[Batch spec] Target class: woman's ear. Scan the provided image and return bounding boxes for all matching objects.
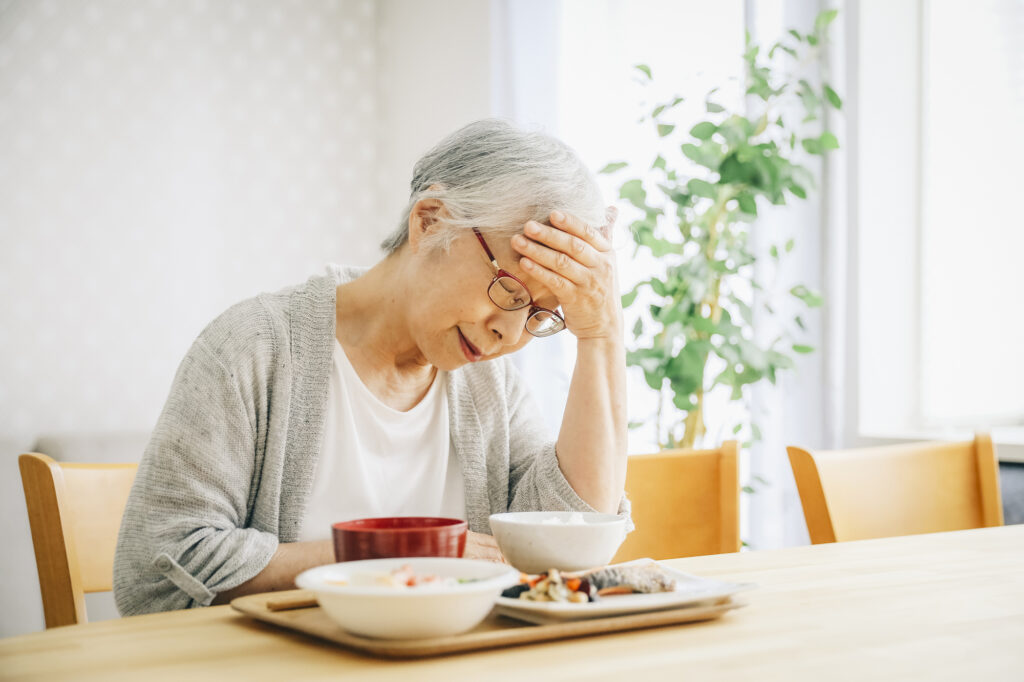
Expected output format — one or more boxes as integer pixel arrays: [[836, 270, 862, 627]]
[[407, 198, 447, 252]]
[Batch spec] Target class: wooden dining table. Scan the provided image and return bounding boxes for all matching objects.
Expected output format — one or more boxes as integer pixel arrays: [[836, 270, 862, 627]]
[[2, 525, 1022, 681]]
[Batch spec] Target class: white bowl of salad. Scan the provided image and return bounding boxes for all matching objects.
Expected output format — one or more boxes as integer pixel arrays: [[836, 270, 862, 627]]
[[295, 557, 519, 640]]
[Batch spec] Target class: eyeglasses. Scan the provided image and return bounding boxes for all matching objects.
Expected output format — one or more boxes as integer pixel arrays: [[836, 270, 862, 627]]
[[472, 228, 566, 337]]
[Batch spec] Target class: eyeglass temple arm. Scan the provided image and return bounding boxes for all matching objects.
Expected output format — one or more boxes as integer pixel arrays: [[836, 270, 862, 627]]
[[472, 228, 501, 273]]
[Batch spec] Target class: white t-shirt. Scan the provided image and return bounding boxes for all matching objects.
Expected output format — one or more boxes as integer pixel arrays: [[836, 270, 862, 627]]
[[297, 340, 466, 542]]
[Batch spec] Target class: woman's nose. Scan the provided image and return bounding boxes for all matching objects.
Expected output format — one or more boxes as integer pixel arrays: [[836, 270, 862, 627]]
[[488, 308, 529, 349]]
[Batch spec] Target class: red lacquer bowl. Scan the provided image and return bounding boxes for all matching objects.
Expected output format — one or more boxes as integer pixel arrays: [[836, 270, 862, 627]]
[[331, 517, 468, 563]]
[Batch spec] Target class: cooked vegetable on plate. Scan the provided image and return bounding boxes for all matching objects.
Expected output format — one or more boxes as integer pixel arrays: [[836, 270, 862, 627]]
[[502, 561, 677, 602]]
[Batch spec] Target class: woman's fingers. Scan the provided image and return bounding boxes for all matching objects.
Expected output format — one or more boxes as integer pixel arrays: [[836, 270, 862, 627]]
[[516, 219, 602, 268], [602, 206, 619, 240], [513, 232, 591, 286], [519, 253, 577, 297], [550, 210, 613, 252]]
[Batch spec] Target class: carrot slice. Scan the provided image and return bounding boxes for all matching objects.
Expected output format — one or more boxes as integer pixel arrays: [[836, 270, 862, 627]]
[[566, 578, 581, 592]]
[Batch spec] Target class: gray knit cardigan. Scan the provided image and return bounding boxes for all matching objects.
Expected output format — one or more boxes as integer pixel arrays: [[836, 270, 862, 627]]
[[113, 266, 630, 616]]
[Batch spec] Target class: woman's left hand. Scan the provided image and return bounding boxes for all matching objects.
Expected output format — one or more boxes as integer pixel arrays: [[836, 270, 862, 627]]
[[463, 531, 508, 563], [511, 207, 622, 340]]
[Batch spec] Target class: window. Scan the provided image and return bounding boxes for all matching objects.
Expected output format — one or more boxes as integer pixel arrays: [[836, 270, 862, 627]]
[[858, 0, 1024, 438], [919, 0, 1024, 426]]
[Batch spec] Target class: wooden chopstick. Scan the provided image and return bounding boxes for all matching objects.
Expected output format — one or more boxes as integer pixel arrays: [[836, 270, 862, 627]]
[[265, 593, 319, 612]]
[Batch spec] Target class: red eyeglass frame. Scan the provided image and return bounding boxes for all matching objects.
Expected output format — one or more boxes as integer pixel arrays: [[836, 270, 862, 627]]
[[471, 228, 565, 336]]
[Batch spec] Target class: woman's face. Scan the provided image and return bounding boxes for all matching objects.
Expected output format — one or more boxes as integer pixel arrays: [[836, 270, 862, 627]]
[[404, 227, 560, 371]]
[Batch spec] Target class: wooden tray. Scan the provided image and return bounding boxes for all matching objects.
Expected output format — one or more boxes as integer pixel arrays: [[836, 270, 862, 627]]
[[231, 589, 745, 659]]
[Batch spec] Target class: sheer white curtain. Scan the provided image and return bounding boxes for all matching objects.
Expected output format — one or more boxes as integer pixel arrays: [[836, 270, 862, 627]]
[[491, 0, 574, 435], [496, 0, 849, 549], [745, 0, 838, 550]]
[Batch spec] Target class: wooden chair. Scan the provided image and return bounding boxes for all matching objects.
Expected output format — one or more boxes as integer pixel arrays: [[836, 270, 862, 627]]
[[787, 434, 1004, 544], [613, 441, 740, 562], [18, 453, 138, 628]]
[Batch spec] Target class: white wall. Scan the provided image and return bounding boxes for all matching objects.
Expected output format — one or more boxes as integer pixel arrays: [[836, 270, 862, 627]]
[[0, 0, 382, 448], [0, 0, 386, 638], [374, 0, 495, 239]]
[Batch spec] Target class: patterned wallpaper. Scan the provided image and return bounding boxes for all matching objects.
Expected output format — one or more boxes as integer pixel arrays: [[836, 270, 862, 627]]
[[0, 0, 383, 445]]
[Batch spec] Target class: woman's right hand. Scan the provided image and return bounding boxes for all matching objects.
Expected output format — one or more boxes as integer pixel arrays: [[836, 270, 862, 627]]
[[463, 530, 507, 563]]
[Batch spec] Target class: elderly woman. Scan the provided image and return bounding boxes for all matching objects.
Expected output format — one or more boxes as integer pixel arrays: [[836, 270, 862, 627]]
[[113, 119, 630, 615]]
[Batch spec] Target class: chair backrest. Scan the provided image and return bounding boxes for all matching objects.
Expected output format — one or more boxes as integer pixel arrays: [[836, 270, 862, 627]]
[[787, 434, 1004, 544], [18, 453, 138, 628], [613, 441, 740, 562]]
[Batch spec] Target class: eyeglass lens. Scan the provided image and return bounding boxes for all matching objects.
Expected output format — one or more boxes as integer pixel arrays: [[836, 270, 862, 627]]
[[526, 311, 564, 336], [488, 276, 530, 311]]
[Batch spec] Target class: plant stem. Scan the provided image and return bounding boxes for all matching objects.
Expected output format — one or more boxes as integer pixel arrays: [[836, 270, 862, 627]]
[[679, 188, 734, 449]]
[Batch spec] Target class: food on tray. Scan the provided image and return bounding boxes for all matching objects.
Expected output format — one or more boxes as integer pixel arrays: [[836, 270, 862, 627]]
[[502, 568, 596, 603], [501, 561, 677, 602], [585, 562, 677, 595], [326, 563, 479, 589]]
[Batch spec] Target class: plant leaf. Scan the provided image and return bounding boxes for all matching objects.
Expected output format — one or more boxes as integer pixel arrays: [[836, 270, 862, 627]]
[[737, 193, 758, 216], [793, 344, 815, 354], [619, 178, 647, 209], [824, 84, 843, 109], [598, 161, 628, 174], [801, 137, 823, 155], [687, 178, 717, 199], [690, 121, 718, 140], [657, 123, 676, 137], [815, 9, 839, 35], [635, 63, 653, 80], [790, 284, 824, 307]]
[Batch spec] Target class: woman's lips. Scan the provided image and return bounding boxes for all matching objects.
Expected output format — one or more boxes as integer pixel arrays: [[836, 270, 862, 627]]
[[458, 329, 482, 362]]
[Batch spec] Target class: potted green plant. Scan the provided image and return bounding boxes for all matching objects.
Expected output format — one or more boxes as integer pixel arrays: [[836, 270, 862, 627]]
[[603, 10, 842, 450]]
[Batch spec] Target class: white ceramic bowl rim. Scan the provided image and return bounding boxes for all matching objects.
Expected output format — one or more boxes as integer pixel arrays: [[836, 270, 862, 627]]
[[489, 511, 626, 525], [295, 557, 519, 597]]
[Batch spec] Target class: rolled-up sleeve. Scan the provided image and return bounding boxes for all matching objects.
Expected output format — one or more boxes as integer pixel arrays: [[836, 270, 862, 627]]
[[113, 337, 278, 615]]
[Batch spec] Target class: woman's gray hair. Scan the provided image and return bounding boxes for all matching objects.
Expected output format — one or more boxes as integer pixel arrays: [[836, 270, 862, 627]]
[[380, 119, 606, 255]]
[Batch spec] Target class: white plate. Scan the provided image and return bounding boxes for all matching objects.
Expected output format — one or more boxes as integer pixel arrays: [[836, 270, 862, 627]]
[[494, 560, 754, 624]]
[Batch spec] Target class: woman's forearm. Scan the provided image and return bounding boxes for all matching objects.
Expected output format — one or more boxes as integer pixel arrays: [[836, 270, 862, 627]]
[[211, 539, 334, 604], [555, 334, 628, 513]]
